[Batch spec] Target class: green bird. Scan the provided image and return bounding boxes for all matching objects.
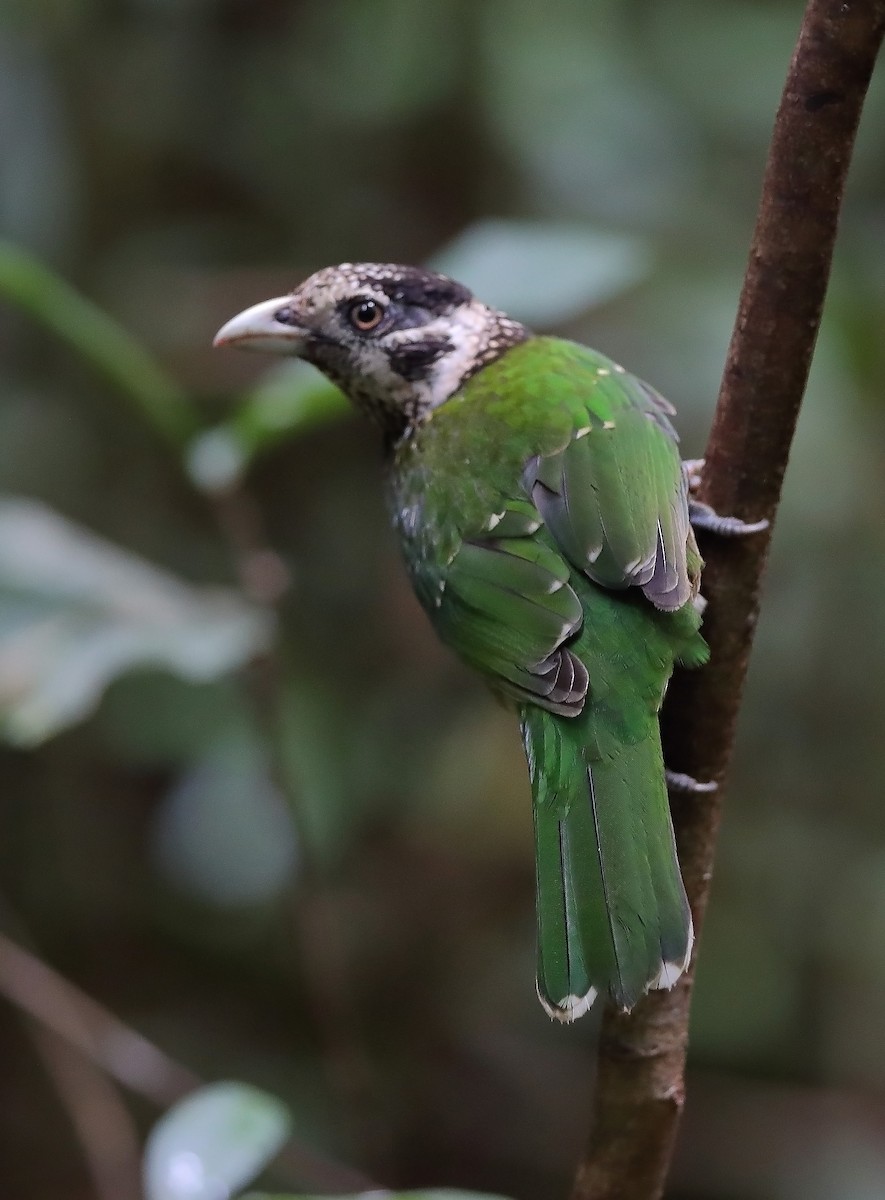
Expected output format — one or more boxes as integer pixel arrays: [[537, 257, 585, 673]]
[[215, 263, 724, 1021]]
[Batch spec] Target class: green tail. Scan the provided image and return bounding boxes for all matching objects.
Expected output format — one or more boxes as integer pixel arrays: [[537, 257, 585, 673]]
[[520, 704, 692, 1019]]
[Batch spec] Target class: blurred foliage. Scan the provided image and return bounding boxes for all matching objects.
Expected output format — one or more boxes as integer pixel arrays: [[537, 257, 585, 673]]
[[245, 1195, 512, 1200], [0, 497, 272, 744], [1, 2, 885, 1199], [0, 240, 195, 445], [245, 1195, 511, 1200], [144, 1082, 291, 1200]]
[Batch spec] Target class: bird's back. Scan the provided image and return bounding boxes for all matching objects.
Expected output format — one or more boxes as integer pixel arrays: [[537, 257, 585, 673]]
[[388, 336, 705, 680]]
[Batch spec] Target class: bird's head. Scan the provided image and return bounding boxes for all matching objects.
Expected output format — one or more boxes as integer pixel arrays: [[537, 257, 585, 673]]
[[214, 263, 529, 442]]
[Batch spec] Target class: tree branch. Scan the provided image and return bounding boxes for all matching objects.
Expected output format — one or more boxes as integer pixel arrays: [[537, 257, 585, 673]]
[[570, 3, 885, 1198]]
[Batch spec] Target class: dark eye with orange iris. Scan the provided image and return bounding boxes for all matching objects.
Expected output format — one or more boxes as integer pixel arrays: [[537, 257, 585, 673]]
[[349, 298, 385, 332]]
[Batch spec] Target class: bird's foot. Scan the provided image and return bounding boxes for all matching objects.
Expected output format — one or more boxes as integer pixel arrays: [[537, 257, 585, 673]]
[[683, 459, 769, 536], [683, 458, 705, 494], [666, 769, 717, 795], [689, 499, 769, 537]]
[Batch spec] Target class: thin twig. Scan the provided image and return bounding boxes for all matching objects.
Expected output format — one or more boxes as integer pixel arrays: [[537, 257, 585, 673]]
[[571, 3, 885, 1198], [208, 483, 394, 1176], [0, 930, 199, 1105], [28, 1027, 143, 1200], [0, 930, 373, 1194]]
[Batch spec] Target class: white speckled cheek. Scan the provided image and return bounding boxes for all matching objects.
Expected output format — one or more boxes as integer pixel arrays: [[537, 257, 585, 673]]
[[427, 302, 503, 408]]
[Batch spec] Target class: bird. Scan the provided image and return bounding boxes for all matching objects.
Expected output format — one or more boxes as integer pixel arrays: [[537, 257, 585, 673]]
[[214, 262, 715, 1021]]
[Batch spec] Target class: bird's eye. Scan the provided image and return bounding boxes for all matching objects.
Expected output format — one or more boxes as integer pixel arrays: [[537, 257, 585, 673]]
[[348, 298, 385, 332]]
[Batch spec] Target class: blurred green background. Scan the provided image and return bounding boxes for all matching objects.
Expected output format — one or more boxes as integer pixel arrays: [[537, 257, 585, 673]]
[[2, 2, 885, 1198]]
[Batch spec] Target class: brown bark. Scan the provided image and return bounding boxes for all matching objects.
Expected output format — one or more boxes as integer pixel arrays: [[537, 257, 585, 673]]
[[570, 3, 885, 1198]]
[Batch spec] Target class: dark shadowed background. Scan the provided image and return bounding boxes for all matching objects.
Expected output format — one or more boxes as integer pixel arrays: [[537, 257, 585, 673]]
[[2, 2, 885, 1198]]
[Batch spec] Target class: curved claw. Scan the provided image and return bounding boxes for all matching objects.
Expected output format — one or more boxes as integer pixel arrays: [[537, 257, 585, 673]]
[[666, 769, 718, 795], [688, 499, 769, 538]]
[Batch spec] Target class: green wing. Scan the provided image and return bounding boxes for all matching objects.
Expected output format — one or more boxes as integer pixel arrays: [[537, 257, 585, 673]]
[[414, 343, 701, 711], [424, 348, 700, 706], [433, 498, 589, 716], [524, 361, 699, 611]]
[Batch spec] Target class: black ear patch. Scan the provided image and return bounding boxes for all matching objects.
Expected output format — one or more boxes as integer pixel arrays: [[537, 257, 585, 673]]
[[375, 268, 472, 312], [388, 337, 454, 382]]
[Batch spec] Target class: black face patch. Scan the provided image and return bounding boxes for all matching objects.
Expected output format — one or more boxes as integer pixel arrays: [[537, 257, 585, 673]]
[[387, 337, 454, 382], [372, 268, 472, 313]]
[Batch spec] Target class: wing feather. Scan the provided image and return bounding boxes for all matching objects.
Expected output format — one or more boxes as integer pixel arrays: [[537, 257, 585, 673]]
[[435, 503, 589, 716], [525, 368, 698, 611]]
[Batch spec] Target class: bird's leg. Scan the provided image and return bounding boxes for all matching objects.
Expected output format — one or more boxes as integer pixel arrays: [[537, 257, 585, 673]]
[[683, 458, 769, 536], [669, 461, 743, 795], [682, 458, 705, 493], [671, 459, 750, 796], [666, 769, 717, 795]]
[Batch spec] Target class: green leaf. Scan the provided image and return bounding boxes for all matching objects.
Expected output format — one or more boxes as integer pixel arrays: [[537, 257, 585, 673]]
[[0, 497, 273, 745], [0, 239, 196, 446], [144, 1082, 292, 1200], [430, 220, 651, 327], [188, 361, 349, 491]]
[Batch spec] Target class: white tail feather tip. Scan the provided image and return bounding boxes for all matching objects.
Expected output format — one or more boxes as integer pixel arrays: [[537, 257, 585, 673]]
[[650, 919, 695, 991], [537, 983, 598, 1023], [650, 959, 685, 990]]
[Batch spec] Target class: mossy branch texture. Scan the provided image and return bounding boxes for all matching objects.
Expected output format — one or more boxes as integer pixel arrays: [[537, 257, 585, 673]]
[[571, 3, 885, 1198]]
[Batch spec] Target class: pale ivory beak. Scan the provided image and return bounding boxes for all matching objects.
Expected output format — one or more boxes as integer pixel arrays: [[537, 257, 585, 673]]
[[213, 296, 306, 353]]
